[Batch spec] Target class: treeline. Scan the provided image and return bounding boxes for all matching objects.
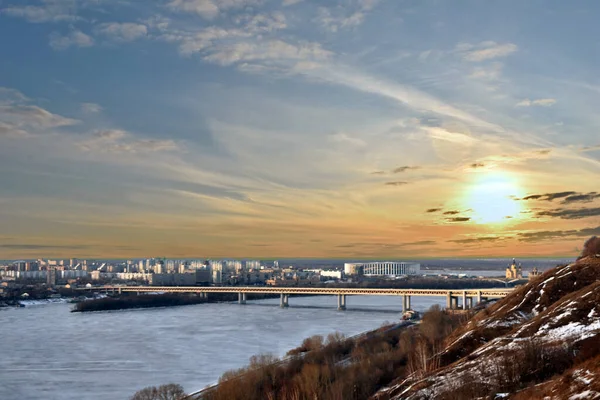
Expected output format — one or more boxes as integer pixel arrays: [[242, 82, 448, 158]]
[[193, 305, 469, 400], [72, 292, 282, 312]]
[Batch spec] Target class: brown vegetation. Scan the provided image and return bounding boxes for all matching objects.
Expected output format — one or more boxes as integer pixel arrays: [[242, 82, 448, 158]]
[[131, 384, 185, 400], [375, 238, 600, 400], [196, 306, 465, 400], [579, 235, 600, 259]]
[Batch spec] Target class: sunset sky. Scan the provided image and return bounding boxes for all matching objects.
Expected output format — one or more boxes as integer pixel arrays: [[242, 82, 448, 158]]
[[1, 0, 599, 259]]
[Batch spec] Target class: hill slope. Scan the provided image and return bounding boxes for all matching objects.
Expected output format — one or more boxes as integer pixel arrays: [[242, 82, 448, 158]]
[[374, 254, 600, 400]]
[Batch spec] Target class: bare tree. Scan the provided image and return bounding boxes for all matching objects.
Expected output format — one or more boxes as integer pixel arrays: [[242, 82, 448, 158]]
[[131, 384, 185, 400], [579, 236, 600, 259]]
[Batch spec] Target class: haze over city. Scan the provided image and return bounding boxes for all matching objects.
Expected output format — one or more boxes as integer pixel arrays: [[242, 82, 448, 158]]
[[1, 0, 600, 259]]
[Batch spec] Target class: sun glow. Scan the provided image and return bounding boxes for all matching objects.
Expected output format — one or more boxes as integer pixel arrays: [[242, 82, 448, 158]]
[[465, 172, 524, 224]]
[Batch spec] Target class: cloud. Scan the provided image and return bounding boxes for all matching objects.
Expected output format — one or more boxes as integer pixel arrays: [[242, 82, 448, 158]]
[[458, 41, 518, 62], [424, 126, 478, 145], [370, 170, 385, 175], [1, 104, 80, 129], [536, 207, 600, 220], [446, 217, 471, 222], [0, 87, 29, 105], [518, 226, 600, 242], [520, 191, 600, 204], [426, 208, 442, 213], [316, 0, 380, 32], [329, 132, 366, 147], [95, 22, 148, 42], [0, 121, 28, 137], [581, 144, 600, 152], [562, 192, 600, 204], [448, 236, 504, 244], [49, 29, 94, 50], [443, 210, 460, 215], [3, 2, 80, 23], [282, 0, 302, 5], [81, 102, 102, 113], [384, 181, 409, 186], [469, 62, 503, 80], [521, 191, 577, 202], [0, 244, 89, 250], [79, 129, 179, 154], [166, 0, 264, 19], [516, 98, 557, 107], [203, 39, 331, 67], [470, 162, 486, 168], [392, 166, 419, 173]]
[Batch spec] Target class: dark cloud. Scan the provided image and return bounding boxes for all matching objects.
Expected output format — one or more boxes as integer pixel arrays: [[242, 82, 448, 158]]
[[335, 240, 436, 249], [448, 236, 504, 244], [392, 166, 419, 174], [446, 217, 471, 222], [385, 181, 409, 186], [562, 192, 600, 204], [443, 210, 460, 215], [518, 226, 600, 242], [470, 162, 486, 168], [0, 244, 89, 250], [370, 170, 386, 175], [581, 145, 600, 152], [407, 240, 436, 246], [534, 149, 552, 155], [426, 208, 442, 213], [536, 207, 600, 220], [521, 191, 577, 201]]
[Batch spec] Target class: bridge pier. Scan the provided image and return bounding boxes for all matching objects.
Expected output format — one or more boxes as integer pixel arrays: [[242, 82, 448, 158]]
[[462, 291, 467, 310], [402, 295, 411, 312], [337, 294, 346, 311], [280, 293, 289, 308], [238, 292, 247, 304], [477, 290, 482, 305], [446, 293, 452, 309]]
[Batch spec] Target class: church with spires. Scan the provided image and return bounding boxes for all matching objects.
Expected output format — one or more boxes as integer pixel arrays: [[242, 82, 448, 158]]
[[506, 258, 523, 279]]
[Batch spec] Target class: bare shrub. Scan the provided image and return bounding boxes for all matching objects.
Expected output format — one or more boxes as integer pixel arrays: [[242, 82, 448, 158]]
[[579, 236, 600, 259], [131, 384, 185, 400]]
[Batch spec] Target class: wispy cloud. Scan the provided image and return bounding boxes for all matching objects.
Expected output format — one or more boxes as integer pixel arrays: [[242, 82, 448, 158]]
[[81, 102, 102, 114], [0, 92, 80, 130], [384, 181, 409, 186], [457, 41, 518, 62], [49, 29, 94, 50], [3, 2, 80, 23], [536, 207, 600, 220], [516, 98, 557, 107], [316, 0, 380, 32], [95, 22, 148, 42], [166, 0, 264, 19], [392, 166, 419, 173], [79, 129, 179, 154]]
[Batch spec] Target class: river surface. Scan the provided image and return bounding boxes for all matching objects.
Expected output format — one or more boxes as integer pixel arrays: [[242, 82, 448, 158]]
[[0, 295, 448, 400]]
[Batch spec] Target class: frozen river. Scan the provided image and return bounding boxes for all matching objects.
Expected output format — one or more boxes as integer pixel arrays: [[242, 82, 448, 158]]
[[0, 295, 446, 400]]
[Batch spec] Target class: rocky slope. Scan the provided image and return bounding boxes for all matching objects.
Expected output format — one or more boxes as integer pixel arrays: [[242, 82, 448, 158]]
[[374, 252, 600, 400]]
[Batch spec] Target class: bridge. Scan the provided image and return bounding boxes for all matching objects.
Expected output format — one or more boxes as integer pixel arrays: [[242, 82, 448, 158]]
[[85, 286, 513, 311]]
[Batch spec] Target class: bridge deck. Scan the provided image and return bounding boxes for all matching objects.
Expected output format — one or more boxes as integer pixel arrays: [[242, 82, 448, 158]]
[[86, 286, 513, 298]]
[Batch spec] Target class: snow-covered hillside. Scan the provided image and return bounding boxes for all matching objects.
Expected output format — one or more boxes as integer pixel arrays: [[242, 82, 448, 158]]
[[374, 254, 600, 400]]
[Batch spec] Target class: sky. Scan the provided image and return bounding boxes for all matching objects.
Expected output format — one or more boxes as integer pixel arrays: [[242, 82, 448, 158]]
[[1, 0, 600, 260]]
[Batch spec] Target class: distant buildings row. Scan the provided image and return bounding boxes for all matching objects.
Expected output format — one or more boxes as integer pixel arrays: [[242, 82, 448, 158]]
[[344, 262, 421, 276]]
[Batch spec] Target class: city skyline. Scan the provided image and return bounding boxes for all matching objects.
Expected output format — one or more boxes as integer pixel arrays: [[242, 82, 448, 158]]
[[1, 1, 600, 259]]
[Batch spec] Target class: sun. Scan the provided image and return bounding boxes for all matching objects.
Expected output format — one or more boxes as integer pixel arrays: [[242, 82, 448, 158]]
[[464, 172, 524, 224]]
